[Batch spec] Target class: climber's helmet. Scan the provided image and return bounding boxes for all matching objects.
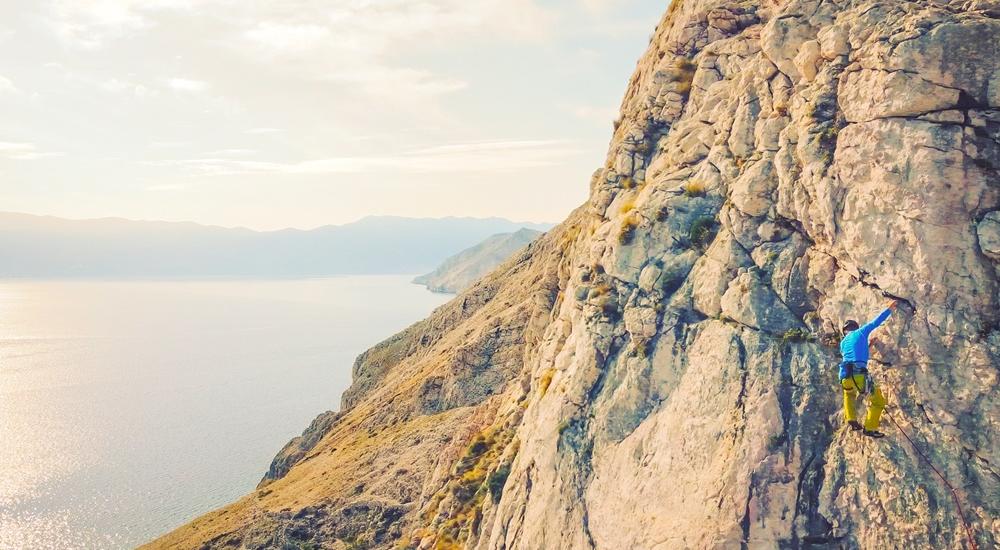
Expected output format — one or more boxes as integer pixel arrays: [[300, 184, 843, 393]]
[[842, 320, 860, 335]]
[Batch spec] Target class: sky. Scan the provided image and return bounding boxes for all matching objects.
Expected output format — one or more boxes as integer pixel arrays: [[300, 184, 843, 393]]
[[0, 0, 666, 230]]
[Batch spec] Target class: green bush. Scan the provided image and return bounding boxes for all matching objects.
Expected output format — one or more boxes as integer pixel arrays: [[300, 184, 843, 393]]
[[465, 433, 491, 458], [818, 124, 838, 149], [487, 464, 512, 503], [781, 328, 814, 345], [688, 216, 717, 249]]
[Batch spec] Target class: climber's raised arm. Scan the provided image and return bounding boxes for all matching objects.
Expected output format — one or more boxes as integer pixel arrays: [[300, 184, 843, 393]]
[[859, 300, 897, 337]]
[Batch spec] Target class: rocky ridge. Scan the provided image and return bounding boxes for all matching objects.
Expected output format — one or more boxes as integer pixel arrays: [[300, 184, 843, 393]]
[[148, 0, 1000, 548], [414, 228, 545, 293]]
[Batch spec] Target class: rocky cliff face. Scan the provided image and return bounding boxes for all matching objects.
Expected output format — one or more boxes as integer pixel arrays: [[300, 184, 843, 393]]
[[414, 229, 545, 293], [148, 1, 1000, 549]]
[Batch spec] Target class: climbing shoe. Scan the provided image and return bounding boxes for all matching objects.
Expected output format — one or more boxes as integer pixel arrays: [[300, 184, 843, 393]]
[[862, 430, 885, 439], [848, 420, 862, 431]]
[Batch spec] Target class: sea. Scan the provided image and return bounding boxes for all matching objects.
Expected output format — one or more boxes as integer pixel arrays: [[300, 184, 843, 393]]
[[0, 276, 450, 549]]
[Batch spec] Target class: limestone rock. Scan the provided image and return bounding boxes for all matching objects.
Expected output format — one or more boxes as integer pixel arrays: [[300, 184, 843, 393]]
[[818, 24, 849, 59], [979, 211, 1000, 261], [794, 39, 822, 82], [258, 410, 340, 486], [148, 2, 1000, 550], [839, 69, 960, 122]]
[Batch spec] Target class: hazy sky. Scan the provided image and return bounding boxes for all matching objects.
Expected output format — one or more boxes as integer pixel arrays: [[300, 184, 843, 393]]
[[0, 0, 665, 230]]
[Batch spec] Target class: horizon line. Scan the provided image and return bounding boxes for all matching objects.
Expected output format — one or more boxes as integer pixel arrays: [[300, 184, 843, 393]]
[[0, 210, 560, 234]]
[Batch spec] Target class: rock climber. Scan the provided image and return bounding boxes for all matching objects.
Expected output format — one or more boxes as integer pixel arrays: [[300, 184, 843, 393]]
[[839, 299, 898, 438]]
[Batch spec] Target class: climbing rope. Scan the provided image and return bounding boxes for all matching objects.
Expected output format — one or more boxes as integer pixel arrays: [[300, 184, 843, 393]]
[[849, 375, 979, 550], [881, 409, 978, 550], [850, 374, 979, 550], [841, 294, 977, 546]]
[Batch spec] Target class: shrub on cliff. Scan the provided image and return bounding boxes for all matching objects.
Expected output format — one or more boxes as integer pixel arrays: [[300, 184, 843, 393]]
[[688, 216, 717, 249]]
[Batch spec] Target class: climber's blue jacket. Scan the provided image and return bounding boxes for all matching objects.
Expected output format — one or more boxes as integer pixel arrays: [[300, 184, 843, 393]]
[[839, 308, 892, 379]]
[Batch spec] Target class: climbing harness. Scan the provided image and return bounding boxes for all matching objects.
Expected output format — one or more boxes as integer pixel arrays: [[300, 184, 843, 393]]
[[836, 291, 975, 546], [841, 361, 875, 396], [845, 374, 979, 550]]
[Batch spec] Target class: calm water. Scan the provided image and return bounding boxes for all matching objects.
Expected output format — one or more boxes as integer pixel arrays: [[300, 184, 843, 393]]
[[0, 277, 450, 549]]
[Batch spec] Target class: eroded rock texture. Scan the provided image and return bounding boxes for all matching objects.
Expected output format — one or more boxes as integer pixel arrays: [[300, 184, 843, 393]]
[[148, 1, 1000, 549]]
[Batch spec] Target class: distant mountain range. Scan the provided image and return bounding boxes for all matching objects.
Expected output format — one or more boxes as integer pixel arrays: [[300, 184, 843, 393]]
[[0, 212, 553, 278], [413, 228, 543, 293]]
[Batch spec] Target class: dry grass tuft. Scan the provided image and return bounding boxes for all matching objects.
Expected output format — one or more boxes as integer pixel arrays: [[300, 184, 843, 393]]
[[589, 282, 611, 299], [559, 224, 582, 252], [682, 180, 706, 197], [411, 422, 518, 549], [619, 197, 637, 215], [671, 58, 697, 96], [618, 213, 640, 245], [539, 368, 556, 396]]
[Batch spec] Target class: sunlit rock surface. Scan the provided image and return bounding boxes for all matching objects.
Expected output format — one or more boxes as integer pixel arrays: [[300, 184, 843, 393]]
[[147, 1, 1000, 548]]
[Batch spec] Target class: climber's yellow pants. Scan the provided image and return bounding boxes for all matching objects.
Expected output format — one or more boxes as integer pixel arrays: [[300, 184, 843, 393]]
[[842, 374, 885, 431]]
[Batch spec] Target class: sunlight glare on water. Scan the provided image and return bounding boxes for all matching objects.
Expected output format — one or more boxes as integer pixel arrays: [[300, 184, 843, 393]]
[[0, 277, 450, 549]]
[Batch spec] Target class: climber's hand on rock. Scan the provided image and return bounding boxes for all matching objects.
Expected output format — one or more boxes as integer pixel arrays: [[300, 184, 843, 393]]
[[887, 299, 899, 311]]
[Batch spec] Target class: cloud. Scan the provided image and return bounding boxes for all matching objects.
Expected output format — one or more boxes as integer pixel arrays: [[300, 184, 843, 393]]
[[146, 183, 187, 191], [45, 0, 556, 53], [227, 2, 524, 100], [561, 103, 618, 125], [148, 140, 190, 149], [243, 22, 331, 55], [151, 139, 580, 176], [39, 0, 560, 111], [204, 148, 256, 156], [236, 1, 555, 56], [47, 0, 149, 49], [0, 75, 19, 94], [166, 77, 208, 92], [100, 77, 150, 96], [37, 63, 161, 98], [317, 65, 468, 98], [409, 140, 572, 155], [0, 142, 63, 160], [579, 0, 615, 14], [45, 0, 196, 48]]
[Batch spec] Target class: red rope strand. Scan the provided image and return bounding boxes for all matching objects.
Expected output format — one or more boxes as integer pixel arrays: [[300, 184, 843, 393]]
[[846, 374, 978, 549], [882, 410, 978, 550], [885, 414, 979, 550]]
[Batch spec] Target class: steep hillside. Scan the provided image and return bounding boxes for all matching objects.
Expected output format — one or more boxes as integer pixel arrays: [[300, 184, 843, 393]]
[[148, 0, 1000, 548], [414, 229, 545, 293]]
